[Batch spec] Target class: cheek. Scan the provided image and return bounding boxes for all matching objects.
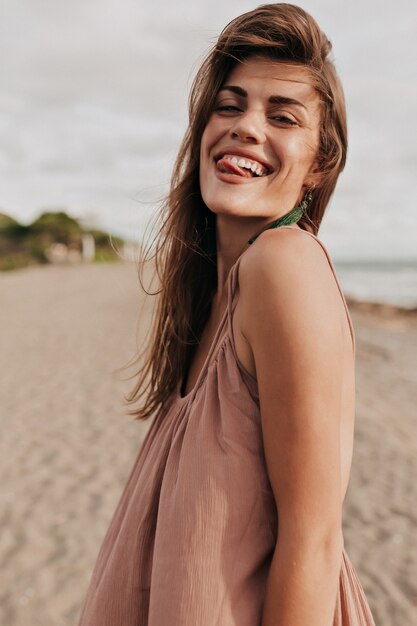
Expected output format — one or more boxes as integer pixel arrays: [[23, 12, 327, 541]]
[[199, 127, 214, 192], [200, 124, 220, 183], [200, 129, 213, 170], [199, 133, 210, 183], [284, 134, 319, 170], [201, 116, 228, 155]]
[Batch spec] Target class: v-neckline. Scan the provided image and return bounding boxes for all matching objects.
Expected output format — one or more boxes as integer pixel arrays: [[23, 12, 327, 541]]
[[175, 250, 246, 405], [176, 289, 231, 404]]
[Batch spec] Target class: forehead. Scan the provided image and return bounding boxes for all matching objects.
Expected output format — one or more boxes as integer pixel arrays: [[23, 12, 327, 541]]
[[222, 57, 319, 106]]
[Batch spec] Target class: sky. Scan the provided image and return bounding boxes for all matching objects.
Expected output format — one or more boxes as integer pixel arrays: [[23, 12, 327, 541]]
[[1, 0, 416, 260]]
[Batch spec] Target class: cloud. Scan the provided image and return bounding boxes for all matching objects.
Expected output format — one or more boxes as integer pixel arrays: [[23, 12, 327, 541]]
[[0, 0, 416, 256]]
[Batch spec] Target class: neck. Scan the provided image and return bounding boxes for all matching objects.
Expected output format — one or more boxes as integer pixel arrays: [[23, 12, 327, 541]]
[[214, 214, 257, 299], [214, 206, 302, 303]]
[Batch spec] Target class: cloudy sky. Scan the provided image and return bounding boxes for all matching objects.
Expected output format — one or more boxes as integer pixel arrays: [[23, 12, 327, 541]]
[[1, 0, 416, 259]]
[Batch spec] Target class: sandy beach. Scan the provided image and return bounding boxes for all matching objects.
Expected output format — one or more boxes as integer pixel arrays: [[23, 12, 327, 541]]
[[0, 261, 416, 626]]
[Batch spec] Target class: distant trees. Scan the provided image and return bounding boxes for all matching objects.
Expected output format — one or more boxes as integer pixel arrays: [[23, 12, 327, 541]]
[[0, 210, 125, 270]]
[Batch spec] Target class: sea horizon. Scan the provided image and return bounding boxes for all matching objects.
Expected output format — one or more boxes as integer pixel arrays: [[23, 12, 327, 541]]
[[335, 260, 417, 309]]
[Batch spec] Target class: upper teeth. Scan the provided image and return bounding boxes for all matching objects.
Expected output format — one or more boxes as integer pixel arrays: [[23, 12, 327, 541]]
[[224, 155, 266, 177]]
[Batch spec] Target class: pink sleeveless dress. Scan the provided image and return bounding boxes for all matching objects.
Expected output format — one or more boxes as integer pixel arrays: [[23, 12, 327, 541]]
[[78, 227, 376, 626]]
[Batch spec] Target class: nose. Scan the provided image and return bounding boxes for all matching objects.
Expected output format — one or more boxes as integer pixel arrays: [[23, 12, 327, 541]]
[[230, 109, 266, 143]]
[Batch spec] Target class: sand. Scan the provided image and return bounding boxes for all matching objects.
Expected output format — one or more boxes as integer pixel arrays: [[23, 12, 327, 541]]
[[0, 261, 416, 626]]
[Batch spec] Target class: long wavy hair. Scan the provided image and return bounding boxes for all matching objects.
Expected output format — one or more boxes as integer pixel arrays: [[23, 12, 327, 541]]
[[124, 3, 348, 421]]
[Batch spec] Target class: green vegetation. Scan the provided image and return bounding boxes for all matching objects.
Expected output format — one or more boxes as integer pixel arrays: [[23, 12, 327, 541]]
[[0, 210, 125, 271]]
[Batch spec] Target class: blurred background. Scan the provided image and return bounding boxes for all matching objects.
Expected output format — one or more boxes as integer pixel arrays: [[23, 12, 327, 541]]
[[1, 1, 416, 625]]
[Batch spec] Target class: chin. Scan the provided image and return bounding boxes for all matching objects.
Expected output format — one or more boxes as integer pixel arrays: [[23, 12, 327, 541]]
[[205, 190, 278, 221], [204, 197, 258, 219], [200, 173, 280, 221], [202, 189, 256, 219]]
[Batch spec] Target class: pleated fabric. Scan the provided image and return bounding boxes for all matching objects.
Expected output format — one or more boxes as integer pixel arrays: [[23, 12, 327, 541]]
[[78, 227, 376, 626]]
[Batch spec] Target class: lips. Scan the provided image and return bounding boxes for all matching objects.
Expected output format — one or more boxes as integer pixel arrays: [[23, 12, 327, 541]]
[[213, 148, 275, 176], [218, 155, 267, 178]]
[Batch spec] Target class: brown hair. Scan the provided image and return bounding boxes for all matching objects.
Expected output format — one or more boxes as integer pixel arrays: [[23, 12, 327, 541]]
[[124, 3, 348, 421]]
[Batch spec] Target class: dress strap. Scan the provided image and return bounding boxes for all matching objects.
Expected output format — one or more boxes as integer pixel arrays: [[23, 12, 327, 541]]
[[225, 227, 356, 357], [280, 227, 356, 356], [226, 252, 246, 320]]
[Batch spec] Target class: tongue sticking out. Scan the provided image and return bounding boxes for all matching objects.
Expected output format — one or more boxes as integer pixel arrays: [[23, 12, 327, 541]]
[[216, 157, 254, 178]]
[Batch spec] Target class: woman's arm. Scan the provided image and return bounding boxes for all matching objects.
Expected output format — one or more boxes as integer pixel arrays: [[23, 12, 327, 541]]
[[239, 229, 346, 626]]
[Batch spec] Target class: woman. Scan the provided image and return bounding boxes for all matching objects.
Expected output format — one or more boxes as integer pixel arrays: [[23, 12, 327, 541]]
[[78, 4, 376, 625]]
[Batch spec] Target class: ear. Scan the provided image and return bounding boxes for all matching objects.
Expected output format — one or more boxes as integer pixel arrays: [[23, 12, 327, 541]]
[[303, 161, 325, 189]]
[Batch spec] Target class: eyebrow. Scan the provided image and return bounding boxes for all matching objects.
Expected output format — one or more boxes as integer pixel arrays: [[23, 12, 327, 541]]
[[218, 85, 307, 110]]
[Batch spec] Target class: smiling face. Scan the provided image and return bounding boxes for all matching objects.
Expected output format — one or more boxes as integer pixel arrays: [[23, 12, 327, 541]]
[[199, 57, 323, 223]]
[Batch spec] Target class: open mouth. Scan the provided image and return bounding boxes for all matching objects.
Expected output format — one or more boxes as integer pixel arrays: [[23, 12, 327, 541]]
[[214, 153, 274, 179]]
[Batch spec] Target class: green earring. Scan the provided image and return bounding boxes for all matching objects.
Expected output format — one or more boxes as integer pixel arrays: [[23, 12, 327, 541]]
[[298, 188, 313, 212], [247, 189, 313, 245]]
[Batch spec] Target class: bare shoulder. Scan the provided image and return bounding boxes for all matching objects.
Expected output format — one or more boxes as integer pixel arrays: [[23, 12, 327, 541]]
[[240, 227, 333, 290], [238, 227, 345, 349]]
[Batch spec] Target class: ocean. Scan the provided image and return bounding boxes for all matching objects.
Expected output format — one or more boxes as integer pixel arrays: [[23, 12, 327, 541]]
[[334, 260, 417, 310]]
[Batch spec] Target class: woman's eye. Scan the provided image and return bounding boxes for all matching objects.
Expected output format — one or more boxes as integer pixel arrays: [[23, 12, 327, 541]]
[[215, 105, 241, 113], [272, 115, 297, 126]]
